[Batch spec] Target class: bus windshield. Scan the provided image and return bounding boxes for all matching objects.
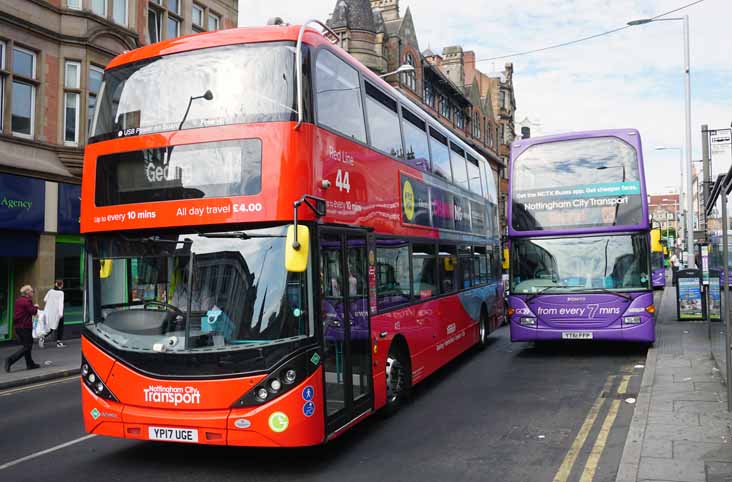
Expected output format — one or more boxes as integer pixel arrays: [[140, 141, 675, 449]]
[[85, 226, 311, 353], [512, 137, 643, 231], [90, 41, 300, 142], [511, 233, 650, 294]]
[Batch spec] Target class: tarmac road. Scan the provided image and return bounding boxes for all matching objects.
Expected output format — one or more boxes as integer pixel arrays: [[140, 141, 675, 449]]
[[0, 325, 647, 482]]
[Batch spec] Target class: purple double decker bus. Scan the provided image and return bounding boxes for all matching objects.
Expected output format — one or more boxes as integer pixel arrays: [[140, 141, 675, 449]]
[[507, 129, 655, 343]]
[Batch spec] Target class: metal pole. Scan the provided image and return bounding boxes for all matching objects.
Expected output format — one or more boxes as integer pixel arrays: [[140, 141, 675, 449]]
[[683, 15, 695, 268], [702, 124, 710, 232], [723, 194, 732, 411]]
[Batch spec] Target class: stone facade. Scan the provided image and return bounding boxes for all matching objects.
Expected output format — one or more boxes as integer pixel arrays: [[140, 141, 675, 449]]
[[0, 0, 237, 181], [327, 0, 516, 235], [0, 0, 237, 340]]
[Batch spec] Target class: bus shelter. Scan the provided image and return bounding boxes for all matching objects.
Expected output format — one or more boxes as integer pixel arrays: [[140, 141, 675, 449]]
[[704, 173, 732, 411]]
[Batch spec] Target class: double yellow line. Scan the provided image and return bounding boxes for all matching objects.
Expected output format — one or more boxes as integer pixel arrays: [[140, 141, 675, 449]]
[[552, 374, 631, 482]]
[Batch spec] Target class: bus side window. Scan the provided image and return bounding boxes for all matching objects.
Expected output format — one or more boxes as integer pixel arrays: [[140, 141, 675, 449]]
[[364, 82, 403, 158], [457, 245, 473, 289], [315, 50, 366, 143], [412, 243, 436, 299], [438, 245, 457, 294], [375, 238, 411, 311]]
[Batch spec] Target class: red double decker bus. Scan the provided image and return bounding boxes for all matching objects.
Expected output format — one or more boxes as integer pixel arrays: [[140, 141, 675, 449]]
[[80, 22, 503, 447]]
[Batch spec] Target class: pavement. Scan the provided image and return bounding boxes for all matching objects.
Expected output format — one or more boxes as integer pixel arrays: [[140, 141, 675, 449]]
[[0, 336, 80, 390], [616, 284, 732, 482]]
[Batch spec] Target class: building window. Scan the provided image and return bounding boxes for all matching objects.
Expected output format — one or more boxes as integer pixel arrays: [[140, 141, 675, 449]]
[[168, 0, 180, 15], [455, 108, 464, 129], [423, 80, 434, 108], [67, 0, 81, 9], [148, 8, 163, 43], [166, 16, 180, 39], [64, 61, 81, 145], [192, 4, 204, 30], [208, 12, 220, 31], [498, 124, 505, 145], [401, 53, 416, 91], [499, 90, 507, 109], [91, 0, 106, 17], [472, 112, 480, 138], [112, 0, 127, 26], [11, 47, 37, 138], [439, 96, 449, 118], [87, 66, 104, 139]]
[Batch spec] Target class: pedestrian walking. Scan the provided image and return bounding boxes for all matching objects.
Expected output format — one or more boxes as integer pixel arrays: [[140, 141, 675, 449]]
[[43, 280, 66, 348], [4, 285, 41, 372], [670, 251, 680, 286]]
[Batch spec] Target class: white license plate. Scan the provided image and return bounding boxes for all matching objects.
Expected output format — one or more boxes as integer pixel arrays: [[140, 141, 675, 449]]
[[562, 331, 593, 340], [148, 426, 199, 443]]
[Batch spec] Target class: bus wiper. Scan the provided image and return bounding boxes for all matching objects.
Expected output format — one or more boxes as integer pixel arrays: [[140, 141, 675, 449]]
[[121, 235, 192, 245], [525, 285, 569, 303], [199, 232, 285, 240], [577, 287, 632, 301]]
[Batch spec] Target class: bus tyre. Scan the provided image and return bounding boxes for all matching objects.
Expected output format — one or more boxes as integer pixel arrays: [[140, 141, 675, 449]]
[[384, 346, 410, 416], [478, 308, 489, 349]]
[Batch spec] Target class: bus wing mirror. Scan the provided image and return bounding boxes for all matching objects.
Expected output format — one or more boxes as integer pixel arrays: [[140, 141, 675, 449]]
[[100, 259, 113, 279], [286, 225, 310, 272]]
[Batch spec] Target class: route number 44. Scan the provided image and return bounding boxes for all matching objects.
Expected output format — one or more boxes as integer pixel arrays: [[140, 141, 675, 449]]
[[335, 169, 351, 193]]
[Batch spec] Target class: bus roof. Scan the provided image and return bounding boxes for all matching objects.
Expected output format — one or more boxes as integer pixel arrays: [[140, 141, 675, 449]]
[[510, 128, 641, 160], [107, 25, 334, 71]]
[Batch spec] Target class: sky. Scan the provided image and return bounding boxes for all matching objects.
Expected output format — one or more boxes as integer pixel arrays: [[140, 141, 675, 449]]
[[237, 0, 732, 195]]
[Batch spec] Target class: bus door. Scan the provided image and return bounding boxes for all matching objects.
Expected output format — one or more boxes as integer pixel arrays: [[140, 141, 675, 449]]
[[319, 229, 373, 434]]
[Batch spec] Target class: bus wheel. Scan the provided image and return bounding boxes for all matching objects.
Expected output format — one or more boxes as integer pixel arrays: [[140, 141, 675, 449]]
[[384, 346, 410, 415], [478, 308, 489, 349]]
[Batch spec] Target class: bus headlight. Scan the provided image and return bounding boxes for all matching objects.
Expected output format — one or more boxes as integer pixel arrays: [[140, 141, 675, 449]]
[[519, 317, 537, 326], [231, 350, 316, 408], [270, 379, 282, 392], [624, 316, 642, 325], [284, 369, 297, 384], [81, 356, 118, 402]]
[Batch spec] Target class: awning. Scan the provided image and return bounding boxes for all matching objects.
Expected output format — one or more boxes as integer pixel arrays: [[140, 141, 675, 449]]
[[0, 231, 39, 257], [0, 139, 75, 182]]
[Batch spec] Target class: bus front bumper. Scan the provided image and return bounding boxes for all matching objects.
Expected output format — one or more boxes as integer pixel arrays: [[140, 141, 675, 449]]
[[509, 319, 655, 343], [81, 369, 328, 448]]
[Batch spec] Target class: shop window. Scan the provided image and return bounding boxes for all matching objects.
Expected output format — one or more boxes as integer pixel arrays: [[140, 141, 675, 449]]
[[55, 241, 84, 324]]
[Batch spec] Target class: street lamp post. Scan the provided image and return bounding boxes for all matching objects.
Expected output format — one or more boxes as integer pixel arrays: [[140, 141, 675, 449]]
[[629, 15, 694, 268]]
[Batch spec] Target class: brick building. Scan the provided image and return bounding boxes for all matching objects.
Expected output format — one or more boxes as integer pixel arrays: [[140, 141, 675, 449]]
[[649, 193, 680, 242], [327, 0, 516, 234], [0, 0, 237, 341]]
